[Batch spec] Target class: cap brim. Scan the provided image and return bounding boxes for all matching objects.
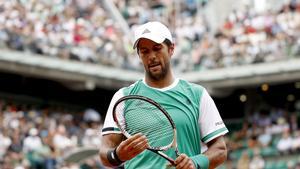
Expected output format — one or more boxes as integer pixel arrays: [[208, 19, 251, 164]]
[[133, 34, 165, 49]]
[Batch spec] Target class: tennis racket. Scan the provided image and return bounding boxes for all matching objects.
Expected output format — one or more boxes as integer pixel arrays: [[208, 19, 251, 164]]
[[112, 95, 180, 166]]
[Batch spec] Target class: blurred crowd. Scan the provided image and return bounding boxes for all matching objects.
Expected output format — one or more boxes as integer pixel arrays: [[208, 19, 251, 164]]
[[0, 0, 131, 68], [0, 0, 300, 72], [116, 0, 300, 71], [1, 1, 300, 169], [202, 1, 300, 71], [0, 99, 104, 169], [226, 107, 300, 169], [1, 98, 299, 169]]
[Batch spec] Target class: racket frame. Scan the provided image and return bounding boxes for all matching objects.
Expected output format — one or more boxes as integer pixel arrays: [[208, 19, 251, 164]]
[[112, 95, 179, 165]]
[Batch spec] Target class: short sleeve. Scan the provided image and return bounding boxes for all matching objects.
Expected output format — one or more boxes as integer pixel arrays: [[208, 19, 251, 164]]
[[199, 88, 228, 143], [101, 89, 124, 135]]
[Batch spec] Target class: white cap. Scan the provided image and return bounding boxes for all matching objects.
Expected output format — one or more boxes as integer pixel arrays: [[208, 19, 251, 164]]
[[133, 21, 173, 49]]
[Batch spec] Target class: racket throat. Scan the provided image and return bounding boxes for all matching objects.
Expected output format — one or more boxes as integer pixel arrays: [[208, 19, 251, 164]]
[[148, 149, 176, 166], [175, 148, 180, 157]]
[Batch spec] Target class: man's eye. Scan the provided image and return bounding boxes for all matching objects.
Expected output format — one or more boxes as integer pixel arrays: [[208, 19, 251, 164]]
[[153, 46, 162, 51], [141, 50, 148, 54]]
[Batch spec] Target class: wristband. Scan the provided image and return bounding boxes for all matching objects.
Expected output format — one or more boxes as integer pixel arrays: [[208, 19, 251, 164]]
[[107, 147, 124, 166], [191, 154, 209, 169]]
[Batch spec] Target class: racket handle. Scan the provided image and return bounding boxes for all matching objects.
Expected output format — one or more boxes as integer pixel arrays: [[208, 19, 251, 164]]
[[175, 148, 180, 157], [148, 149, 176, 166]]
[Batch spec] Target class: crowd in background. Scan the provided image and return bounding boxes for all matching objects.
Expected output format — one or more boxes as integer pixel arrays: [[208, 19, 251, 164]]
[[0, 0, 130, 68], [226, 107, 300, 169], [0, 0, 300, 72], [0, 97, 300, 169], [0, 99, 104, 169], [1, 1, 300, 169], [116, 0, 300, 71]]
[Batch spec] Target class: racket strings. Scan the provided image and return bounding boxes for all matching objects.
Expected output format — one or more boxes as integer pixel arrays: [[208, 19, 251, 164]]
[[125, 121, 174, 140], [125, 110, 174, 147], [115, 99, 175, 148], [126, 127, 174, 142], [125, 115, 171, 132]]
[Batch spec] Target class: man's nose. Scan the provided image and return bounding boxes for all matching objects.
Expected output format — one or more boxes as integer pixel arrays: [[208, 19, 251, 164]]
[[148, 51, 156, 60]]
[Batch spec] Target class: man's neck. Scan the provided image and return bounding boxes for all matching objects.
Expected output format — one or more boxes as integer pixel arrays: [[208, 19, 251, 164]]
[[145, 74, 175, 89]]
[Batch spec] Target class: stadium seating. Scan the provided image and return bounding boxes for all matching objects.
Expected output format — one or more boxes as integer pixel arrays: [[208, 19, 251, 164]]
[[0, 0, 299, 72], [225, 106, 300, 169], [0, 1, 300, 169], [0, 98, 104, 169]]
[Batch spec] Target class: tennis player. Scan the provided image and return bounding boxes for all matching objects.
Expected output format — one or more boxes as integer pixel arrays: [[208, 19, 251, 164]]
[[99, 21, 228, 169]]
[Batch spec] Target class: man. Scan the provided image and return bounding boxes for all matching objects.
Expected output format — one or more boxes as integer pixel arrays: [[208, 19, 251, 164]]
[[99, 21, 228, 169]]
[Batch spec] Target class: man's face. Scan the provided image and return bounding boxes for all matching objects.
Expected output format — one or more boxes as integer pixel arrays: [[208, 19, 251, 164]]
[[137, 38, 174, 81]]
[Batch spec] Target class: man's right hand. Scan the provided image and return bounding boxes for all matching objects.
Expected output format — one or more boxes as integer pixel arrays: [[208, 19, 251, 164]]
[[116, 133, 149, 161]]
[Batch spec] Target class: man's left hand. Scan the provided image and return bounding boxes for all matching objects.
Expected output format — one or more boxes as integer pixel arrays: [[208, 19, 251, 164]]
[[174, 154, 195, 169]]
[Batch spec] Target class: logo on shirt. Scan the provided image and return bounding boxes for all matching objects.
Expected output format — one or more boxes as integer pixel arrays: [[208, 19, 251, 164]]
[[215, 121, 224, 126]]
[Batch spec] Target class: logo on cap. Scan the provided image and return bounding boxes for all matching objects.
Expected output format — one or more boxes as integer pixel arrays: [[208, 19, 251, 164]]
[[142, 29, 151, 34]]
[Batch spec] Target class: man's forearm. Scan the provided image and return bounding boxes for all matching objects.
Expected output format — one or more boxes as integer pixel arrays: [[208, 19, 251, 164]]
[[204, 136, 227, 169], [204, 147, 227, 169], [99, 134, 124, 167], [99, 146, 116, 167], [99, 147, 124, 167]]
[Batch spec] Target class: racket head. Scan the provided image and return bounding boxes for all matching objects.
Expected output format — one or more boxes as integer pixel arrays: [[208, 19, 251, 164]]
[[112, 95, 177, 151]]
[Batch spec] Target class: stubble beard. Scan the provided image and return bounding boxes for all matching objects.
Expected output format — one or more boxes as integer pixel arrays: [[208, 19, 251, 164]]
[[147, 62, 170, 81]]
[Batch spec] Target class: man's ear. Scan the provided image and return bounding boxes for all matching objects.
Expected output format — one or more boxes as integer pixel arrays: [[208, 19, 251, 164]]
[[169, 43, 175, 56]]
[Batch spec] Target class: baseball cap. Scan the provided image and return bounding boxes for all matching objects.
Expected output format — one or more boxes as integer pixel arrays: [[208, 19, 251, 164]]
[[133, 21, 173, 49]]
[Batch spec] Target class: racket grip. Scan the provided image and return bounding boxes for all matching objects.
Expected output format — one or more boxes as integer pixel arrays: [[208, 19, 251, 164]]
[[163, 155, 176, 166], [175, 148, 180, 157], [149, 149, 176, 166]]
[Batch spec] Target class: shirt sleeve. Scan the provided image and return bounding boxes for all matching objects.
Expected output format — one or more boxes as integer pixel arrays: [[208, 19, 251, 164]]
[[199, 88, 228, 143], [101, 89, 124, 136]]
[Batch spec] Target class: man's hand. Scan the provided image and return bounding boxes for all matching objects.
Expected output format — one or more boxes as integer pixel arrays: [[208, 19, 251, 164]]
[[116, 133, 149, 161], [174, 154, 195, 169]]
